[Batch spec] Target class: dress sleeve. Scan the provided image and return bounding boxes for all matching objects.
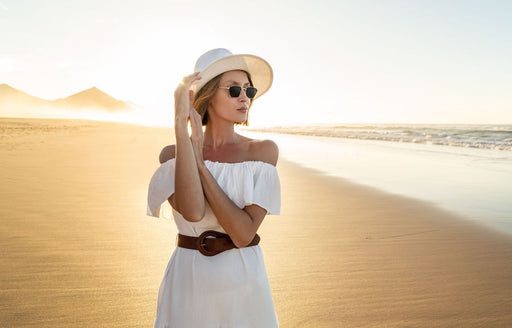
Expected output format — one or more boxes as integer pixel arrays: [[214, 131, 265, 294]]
[[147, 159, 176, 218], [244, 163, 281, 215]]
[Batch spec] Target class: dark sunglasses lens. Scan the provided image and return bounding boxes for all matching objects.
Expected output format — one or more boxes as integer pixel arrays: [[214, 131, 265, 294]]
[[246, 87, 257, 99], [228, 86, 241, 97]]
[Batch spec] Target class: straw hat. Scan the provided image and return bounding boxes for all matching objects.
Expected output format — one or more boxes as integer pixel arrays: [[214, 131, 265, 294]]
[[190, 48, 273, 99]]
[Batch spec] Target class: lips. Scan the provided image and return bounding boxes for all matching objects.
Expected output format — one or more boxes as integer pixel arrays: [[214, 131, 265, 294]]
[[237, 106, 248, 113]]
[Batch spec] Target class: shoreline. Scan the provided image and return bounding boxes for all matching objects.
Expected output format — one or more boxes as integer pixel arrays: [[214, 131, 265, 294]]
[[243, 129, 512, 236], [245, 124, 512, 151], [2, 117, 512, 327], [269, 158, 512, 327]]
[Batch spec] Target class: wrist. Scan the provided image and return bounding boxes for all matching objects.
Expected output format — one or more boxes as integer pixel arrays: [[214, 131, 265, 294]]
[[174, 114, 188, 125], [174, 118, 189, 132]]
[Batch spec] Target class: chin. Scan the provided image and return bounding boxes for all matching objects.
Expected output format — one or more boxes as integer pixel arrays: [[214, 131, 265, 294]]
[[233, 116, 247, 125], [234, 118, 247, 125]]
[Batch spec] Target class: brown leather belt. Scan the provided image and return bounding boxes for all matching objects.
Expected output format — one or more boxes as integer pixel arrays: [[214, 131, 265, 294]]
[[177, 230, 260, 256]]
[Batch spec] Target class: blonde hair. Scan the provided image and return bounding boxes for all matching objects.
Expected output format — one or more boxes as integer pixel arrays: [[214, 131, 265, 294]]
[[192, 71, 254, 126]]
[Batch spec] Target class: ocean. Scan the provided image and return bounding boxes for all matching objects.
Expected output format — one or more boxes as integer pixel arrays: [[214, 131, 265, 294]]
[[243, 124, 512, 235], [252, 124, 512, 150]]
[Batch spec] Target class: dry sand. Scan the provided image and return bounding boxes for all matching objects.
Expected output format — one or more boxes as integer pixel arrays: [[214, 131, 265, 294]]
[[1, 118, 511, 327]]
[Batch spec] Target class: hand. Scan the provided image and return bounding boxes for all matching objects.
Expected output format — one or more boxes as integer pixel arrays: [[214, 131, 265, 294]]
[[174, 72, 201, 122], [189, 104, 205, 166]]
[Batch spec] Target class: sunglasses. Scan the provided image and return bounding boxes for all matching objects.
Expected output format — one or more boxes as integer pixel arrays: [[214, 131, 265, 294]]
[[218, 86, 258, 99]]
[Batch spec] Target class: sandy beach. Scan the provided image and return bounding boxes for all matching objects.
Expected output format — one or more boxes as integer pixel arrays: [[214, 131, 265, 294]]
[[1, 118, 512, 327]]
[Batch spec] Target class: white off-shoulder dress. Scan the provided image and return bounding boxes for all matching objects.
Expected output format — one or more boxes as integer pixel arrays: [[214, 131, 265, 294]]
[[147, 159, 281, 328]]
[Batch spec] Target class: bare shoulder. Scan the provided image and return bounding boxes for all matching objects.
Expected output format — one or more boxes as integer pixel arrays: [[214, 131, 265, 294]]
[[248, 139, 279, 166], [159, 145, 176, 164]]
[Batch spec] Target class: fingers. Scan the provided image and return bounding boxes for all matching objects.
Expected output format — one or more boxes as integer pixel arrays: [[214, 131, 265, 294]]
[[174, 73, 201, 122], [189, 90, 194, 103], [181, 72, 201, 88], [189, 108, 201, 128], [175, 72, 200, 100], [191, 110, 204, 136], [189, 108, 197, 127], [188, 107, 204, 163]]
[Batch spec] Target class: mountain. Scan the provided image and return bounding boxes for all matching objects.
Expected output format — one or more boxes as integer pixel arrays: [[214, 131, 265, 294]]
[[54, 87, 130, 111], [0, 84, 51, 108], [0, 84, 134, 118]]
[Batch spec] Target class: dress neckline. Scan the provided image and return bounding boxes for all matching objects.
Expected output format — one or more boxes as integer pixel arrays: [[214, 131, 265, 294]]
[[166, 158, 276, 168], [204, 159, 276, 167]]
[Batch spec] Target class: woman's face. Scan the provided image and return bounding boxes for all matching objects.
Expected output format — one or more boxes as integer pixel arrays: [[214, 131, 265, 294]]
[[208, 70, 251, 125]]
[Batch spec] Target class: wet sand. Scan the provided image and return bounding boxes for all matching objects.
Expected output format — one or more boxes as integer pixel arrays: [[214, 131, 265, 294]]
[[1, 118, 511, 327]]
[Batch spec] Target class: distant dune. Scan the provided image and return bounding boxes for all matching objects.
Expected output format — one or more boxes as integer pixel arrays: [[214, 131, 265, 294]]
[[0, 84, 134, 119], [53, 87, 131, 111], [0, 84, 51, 108]]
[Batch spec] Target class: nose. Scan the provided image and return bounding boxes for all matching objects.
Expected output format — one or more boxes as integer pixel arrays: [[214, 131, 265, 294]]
[[239, 89, 249, 102]]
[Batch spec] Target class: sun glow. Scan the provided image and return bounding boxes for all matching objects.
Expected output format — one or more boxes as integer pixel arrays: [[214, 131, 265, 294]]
[[1, 1, 511, 126]]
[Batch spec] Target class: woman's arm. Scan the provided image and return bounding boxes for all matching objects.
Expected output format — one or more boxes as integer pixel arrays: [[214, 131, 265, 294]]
[[199, 140, 278, 247], [171, 73, 206, 222], [198, 163, 270, 247], [189, 108, 278, 246]]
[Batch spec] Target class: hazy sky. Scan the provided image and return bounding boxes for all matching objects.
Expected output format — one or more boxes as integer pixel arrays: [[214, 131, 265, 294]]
[[1, 0, 511, 126]]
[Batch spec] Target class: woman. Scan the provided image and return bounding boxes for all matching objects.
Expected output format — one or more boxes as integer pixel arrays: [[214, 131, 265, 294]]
[[147, 48, 281, 327]]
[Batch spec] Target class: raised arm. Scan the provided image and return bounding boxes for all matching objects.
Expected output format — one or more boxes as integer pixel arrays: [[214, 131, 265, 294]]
[[170, 73, 206, 222], [190, 106, 279, 246], [201, 140, 278, 247]]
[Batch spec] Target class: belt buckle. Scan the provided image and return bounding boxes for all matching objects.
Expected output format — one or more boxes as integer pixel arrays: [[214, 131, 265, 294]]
[[197, 230, 226, 256]]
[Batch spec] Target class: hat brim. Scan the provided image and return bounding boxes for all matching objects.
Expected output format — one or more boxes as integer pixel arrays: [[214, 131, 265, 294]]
[[191, 54, 273, 100]]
